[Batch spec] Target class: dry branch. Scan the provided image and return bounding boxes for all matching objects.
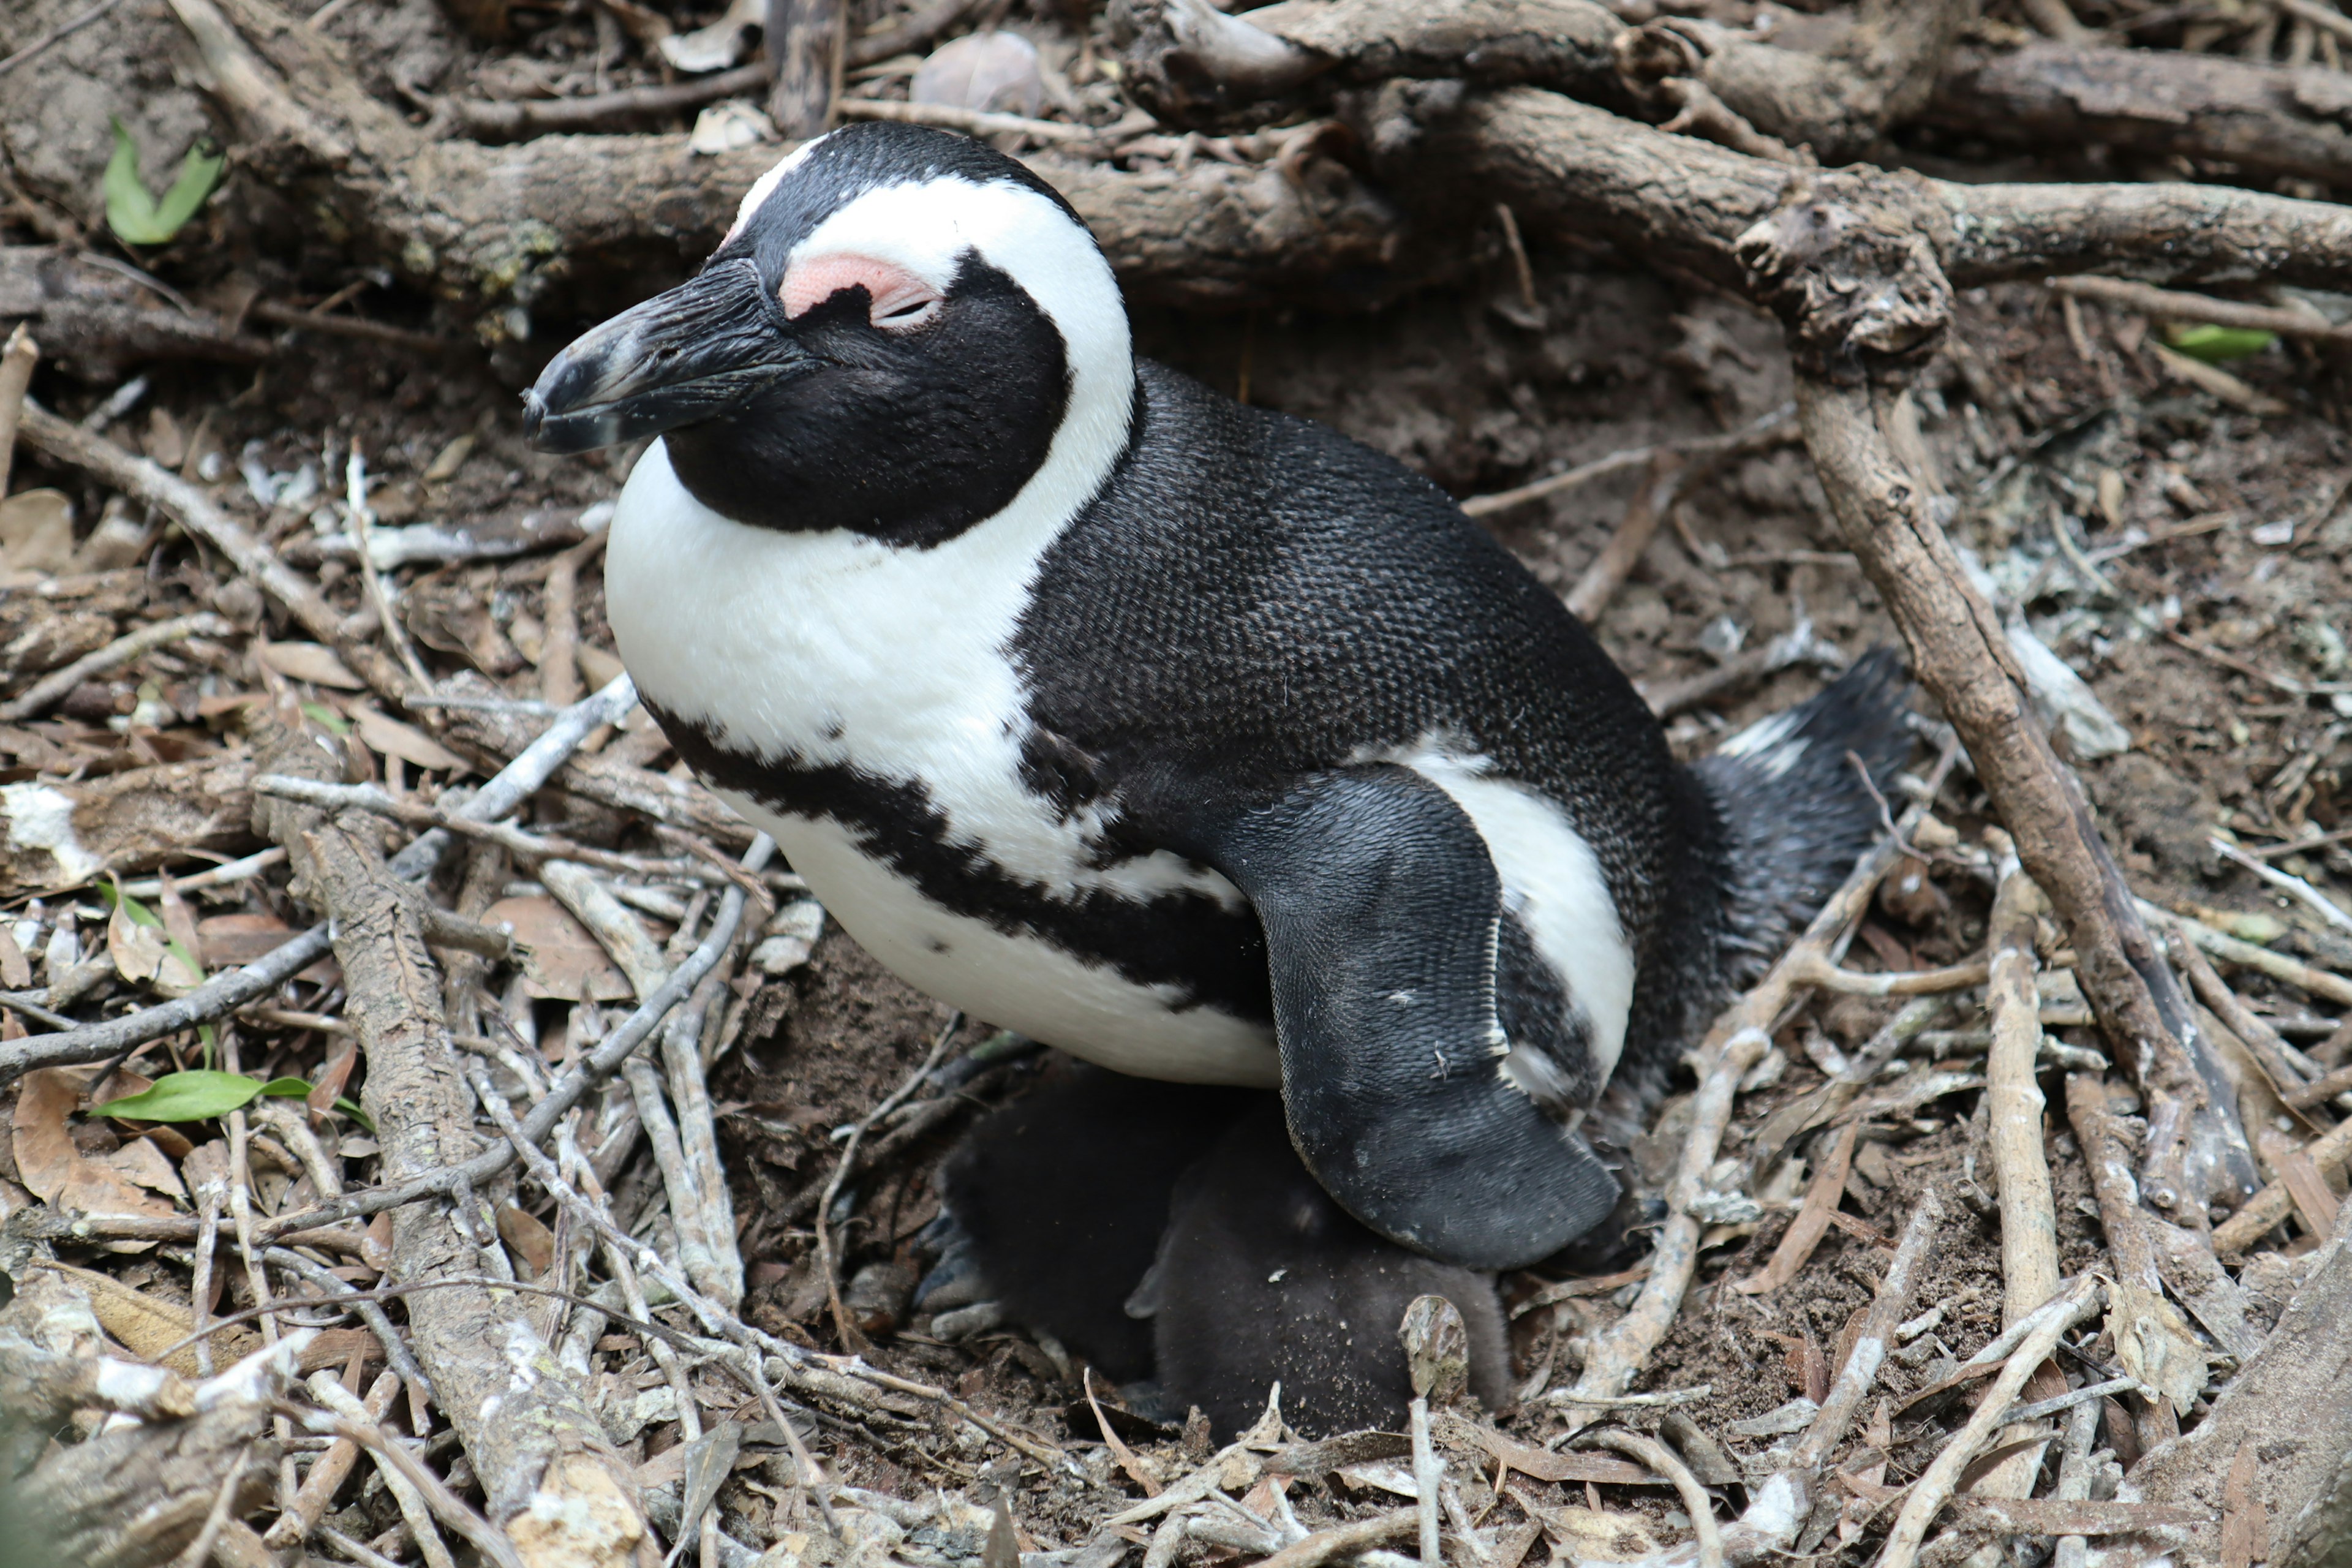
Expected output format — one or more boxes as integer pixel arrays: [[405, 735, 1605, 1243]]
[[1931, 42, 2352, 189], [254, 719, 652, 1568], [166, 0, 1423, 323]]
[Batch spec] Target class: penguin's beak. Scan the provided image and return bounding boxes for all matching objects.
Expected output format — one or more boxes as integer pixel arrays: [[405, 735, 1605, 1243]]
[[523, 258, 817, 454]]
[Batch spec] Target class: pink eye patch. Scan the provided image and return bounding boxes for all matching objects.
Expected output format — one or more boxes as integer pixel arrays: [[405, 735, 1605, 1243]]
[[780, 253, 943, 331]]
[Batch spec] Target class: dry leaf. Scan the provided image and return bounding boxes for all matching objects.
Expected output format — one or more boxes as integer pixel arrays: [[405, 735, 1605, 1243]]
[[0, 489, 77, 575], [107, 895, 166, 984], [39, 1261, 258, 1376], [497, 1200, 556, 1277], [257, 641, 367, 690], [197, 911, 297, 965], [0, 921, 29, 989], [100, 1135, 189, 1202], [488, 894, 633, 1001], [1520, 1501, 1659, 1562], [351, 706, 466, 772], [2108, 1278, 2209, 1417], [11, 1069, 176, 1235]]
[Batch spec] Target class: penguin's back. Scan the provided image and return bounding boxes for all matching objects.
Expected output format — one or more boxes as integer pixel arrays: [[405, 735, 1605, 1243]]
[[1016, 361, 1722, 1051]]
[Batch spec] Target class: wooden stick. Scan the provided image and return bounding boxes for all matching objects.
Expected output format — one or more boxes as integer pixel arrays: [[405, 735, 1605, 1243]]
[[0, 325, 39, 497], [1564, 452, 1681, 624], [0, 612, 232, 722], [2137, 899, 2352, 1008], [1871, 1279, 2103, 1568], [1560, 807, 1924, 1428], [2050, 275, 2352, 344], [1578, 1430, 1724, 1568], [16, 399, 410, 702], [1986, 839, 2063, 1325], [2209, 1118, 2352, 1250]]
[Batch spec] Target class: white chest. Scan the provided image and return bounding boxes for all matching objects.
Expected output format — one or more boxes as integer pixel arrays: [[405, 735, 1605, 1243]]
[[604, 440, 1274, 1082]]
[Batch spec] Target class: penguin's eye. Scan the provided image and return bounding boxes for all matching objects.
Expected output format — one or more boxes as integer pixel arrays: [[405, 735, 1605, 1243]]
[[780, 252, 944, 334]]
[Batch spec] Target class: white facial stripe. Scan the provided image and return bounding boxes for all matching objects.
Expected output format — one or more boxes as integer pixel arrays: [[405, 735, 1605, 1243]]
[[1403, 751, 1637, 1092], [726, 137, 826, 246]]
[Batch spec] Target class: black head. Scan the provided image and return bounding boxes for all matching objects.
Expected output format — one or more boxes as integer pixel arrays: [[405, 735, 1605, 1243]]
[[523, 124, 1137, 548]]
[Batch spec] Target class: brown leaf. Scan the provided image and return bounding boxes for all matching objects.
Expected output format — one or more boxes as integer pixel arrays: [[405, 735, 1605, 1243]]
[[106, 895, 167, 986], [1734, 1120, 1860, 1295], [0, 921, 29, 989], [1439, 1418, 1654, 1485], [154, 872, 205, 971], [496, 1200, 556, 1277], [197, 911, 296, 965], [12, 1069, 175, 1232], [38, 1261, 258, 1376], [2275, 1147, 2342, 1238], [350, 707, 466, 773], [488, 894, 633, 1001], [0, 490, 77, 575], [308, 1043, 357, 1121], [257, 641, 366, 690]]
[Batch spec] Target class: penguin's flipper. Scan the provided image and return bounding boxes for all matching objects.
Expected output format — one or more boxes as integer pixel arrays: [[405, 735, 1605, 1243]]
[[1204, 766, 1621, 1271]]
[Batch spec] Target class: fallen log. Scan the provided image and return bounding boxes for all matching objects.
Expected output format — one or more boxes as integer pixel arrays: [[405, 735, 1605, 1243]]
[[1931, 41, 2352, 190], [165, 0, 1425, 325]]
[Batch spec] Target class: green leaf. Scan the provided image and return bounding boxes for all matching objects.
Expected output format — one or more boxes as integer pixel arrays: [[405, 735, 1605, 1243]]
[[103, 118, 224, 246], [2168, 323, 2275, 363], [94, 1070, 269, 1122], [336, 1098, 375, 1134], [300, 701, 351, 734], [258, 1077, 314, 1098]]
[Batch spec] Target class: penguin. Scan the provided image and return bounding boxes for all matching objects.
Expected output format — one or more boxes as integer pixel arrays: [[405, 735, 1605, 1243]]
[[522, 122, 1913, 1417], [931, 1064, 1515, 1438]]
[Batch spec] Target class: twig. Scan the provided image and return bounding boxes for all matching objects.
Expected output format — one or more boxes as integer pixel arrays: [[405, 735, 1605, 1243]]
[[1637, 619, 1849, 718], [253, 775, 714, 882], [1783, 951, 1991, 996], [1578, 1430, 1723, 1568], [0, 326, 41, 496], [2, 677, 639, 1084], [1248, 1512, 1417, 1568], [1460, 403, 1796, 520], [1561, 752, 1948, 1430], [816, 1012, 960, 1351], [1, 611, 233, 720], [117, 848, 290, 899], [1871, 1278, 2103, 1568], [260, 832, 769, 1238], [2142, 898, 2352, 1008], [2062, 1075, 2164, 1293], [310, 1374, 456, 1568], [2211, 835, 2352, 937], [834, 98, 1153, 146], [1979, 833, 2064, 1509], [0, 0, 123, 75], [2049, 275, 2352, 344], [1544, 1385, 1713, 1408], [1791, 1186, 1943, 1473], [1564, 451, 1682, 623], [265, 1368, 401, 1548], [2211, 1113, 2352, 1254], [1986, 837, 2062, 1323], [264, 1246, 433, 1404], [1732, 1120, 1858, 1295], [16, 399, 409, 701], [276, 1402, 524, 1568], [344, 447, 432, 695]]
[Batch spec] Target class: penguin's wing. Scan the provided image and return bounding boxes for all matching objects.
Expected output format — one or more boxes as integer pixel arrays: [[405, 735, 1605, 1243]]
[[1201, 766, 1621, 1271]]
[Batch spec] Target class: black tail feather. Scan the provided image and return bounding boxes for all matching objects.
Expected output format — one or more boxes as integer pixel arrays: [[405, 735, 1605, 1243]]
[[1692, 646, 1916, 984]]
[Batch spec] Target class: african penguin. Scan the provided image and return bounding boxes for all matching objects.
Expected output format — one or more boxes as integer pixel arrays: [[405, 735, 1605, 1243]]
[[524, 123, 1912, 1291]]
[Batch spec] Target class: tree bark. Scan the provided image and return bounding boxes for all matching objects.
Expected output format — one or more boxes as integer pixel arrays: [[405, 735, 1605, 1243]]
[[1931, 41, 2352, 189]]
